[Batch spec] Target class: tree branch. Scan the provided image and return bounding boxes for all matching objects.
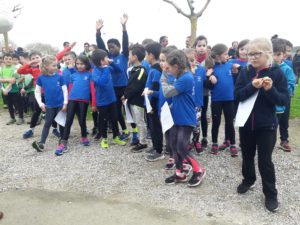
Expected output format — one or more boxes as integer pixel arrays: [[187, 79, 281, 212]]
[[162, 0, 190, 18], [12, 3, 23, 18], [196, 0, 211, 17], [187, 0, 195, 14]]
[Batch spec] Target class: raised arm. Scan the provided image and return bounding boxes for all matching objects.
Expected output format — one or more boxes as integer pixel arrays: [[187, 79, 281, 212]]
[[96, 19, 108, 53], [120, 14, 129, 57]]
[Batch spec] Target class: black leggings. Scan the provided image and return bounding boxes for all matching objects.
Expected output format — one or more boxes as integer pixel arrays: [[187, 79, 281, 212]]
[[6, 92, 23, 119], [97, 103, 119, 138], [239, 128, 277, 198], [200, 95, 209, 138], [61, 101, 89, 141], [114, 86, 127, 131], [211, 101, 235, 145], [41, 107, 64, 144], [169, 125, 201, 172]]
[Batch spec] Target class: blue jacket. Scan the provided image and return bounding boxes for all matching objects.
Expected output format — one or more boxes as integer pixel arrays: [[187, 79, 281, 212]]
[[193, 65, 206, 107], [279, 62, 295, 96], [96, 31, 129, 87], [92, 66, 116, 106], [235, 65, 289, 130]]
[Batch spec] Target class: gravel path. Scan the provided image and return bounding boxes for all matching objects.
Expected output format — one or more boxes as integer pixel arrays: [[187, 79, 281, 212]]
[[0, 110, 299, 225]]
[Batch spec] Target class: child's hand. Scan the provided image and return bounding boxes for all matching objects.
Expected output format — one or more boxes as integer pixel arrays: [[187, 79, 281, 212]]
[[262, 77, 273, 91], [96, 19, 104, 32], [3, 90, 8, 96], [108, 59, 113, 64], [41, 104, 46, 112], [20, 88, 26, 95], [62, 104, 67, 112], [252, 78, 264, 89], [209, 75, 217, 84], [206, 68, 214, 77], [91, 106, 97, 112], [70, 42, 76, 49], [232, 64, 240, 74], [120, 14, 128, 26]]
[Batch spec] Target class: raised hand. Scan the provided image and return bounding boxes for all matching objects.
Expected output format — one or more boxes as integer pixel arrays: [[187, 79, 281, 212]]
[[120, 13, 128, 26], [96, 19, 104, 32], [70, 42, 76, 49]]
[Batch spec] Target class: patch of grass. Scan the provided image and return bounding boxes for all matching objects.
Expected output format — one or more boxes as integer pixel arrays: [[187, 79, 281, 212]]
[[290, 86, 300, 118]]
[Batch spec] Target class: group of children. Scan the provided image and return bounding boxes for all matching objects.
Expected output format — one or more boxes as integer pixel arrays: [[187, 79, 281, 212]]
[[0, 14, 296, 212]]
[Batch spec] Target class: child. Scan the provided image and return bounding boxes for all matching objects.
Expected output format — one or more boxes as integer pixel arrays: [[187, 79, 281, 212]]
[[184, 48, 206, 153], [19, 51, 61, 139], [0, 53, 24, 125], [205, 44, 237, 157], [143, 42, 164, 162], [229, 39, 250, 116], [91, 49, 126, 149], [95, 14, 130, 141], [272, 38, 295, 152], [235, 38, 289, 212], [193, 35, 209, 150], [163, 50, 206, 187], [62, 51, 77, 88], [32, 56, 68, 152], [54, 56, 96, 156], [122, 44, 148, 152]]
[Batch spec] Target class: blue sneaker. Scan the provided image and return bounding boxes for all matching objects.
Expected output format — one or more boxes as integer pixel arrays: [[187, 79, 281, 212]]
[[52, 128, 61, 138], [23, 129, 33, 139], [130, 132, 139, 146], [55, 144, 67, 156], [80, 137, 90, 146], [120, 132, 130, 141]]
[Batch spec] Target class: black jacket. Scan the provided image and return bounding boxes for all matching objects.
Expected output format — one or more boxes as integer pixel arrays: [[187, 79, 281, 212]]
[[124, 65, 147, 107], [235, 65, 289, 130]]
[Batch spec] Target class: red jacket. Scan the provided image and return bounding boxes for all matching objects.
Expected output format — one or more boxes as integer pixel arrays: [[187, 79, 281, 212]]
[[17, 64, 40, 87]]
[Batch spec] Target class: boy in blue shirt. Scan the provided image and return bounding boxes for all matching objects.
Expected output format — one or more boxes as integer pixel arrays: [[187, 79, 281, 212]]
[[143, 42, 164, 162], [95, 14, 130, 141], [272, 39, 295, 152], [91, 49, 126, 149]]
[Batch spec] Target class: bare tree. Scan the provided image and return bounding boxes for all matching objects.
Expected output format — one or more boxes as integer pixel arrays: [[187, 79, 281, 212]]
[[162, 0, 211, 45], [25, 42, 59, 56]]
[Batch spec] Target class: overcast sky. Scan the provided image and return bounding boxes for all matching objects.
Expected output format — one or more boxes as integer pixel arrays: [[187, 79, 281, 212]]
[[4, 0, 299, 53]]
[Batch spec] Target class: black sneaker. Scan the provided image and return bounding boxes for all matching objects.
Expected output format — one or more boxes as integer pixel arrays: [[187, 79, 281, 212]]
[[145, 152, 165, 162], [32, 141, 44, 152], [265, 197, 278, 212], [187, 170, 206, 187], [52, 128, 61, 138], [145, 148, 156, 154], [131, 143, 147, 153], [92, 127, 98, 136], [237, 182, 255, 194], [94, 133, 101, 141], [165, 173, 188, 185]]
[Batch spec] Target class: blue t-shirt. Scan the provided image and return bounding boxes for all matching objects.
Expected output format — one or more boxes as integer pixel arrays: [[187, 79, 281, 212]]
[[194, 65, 206, 107], [69, 71, 93, 101], [229, 58, 248, 68], [36, 73, 65, 108], [92, 66, 116, 106], [211, 62, 234, 102], [146, 66, 162, 99], [171, 72, 196, 126], [141, 59, 151, 74]]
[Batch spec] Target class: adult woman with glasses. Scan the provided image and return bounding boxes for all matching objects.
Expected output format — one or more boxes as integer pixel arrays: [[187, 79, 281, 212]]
[[234, 38, 289, 212]]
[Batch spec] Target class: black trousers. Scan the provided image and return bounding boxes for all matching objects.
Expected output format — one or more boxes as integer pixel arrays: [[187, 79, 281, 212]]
[[277, 97, 290, 142], [114, 86, 127, 131], [239, 128, 278, 198], [62, 101, 89, 141], [148, 110, 163, 153], [97, 103, 119, 139], [211, 101, 235, 144], [41, 107, 64, 144], [200, 95, 209, 138], [7, 92, 23, 119], [30, 96, 57, 129]]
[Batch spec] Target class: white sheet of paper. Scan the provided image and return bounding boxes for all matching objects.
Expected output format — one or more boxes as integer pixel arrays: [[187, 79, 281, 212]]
[[145, 94, 152, 113], [160, 102, 174, 133], [235, 91, 259, 127], [55, 111, 67, 127], [124, 102, 135, 123]]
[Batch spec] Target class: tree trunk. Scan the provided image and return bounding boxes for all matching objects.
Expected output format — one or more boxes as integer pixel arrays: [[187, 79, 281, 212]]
[[3, 32, 9, 52], [190, 16, 197, 46]]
